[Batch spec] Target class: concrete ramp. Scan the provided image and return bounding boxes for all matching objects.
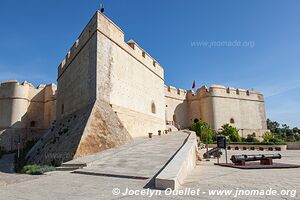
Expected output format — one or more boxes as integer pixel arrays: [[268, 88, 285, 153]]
[[67, 132, 189, 179]]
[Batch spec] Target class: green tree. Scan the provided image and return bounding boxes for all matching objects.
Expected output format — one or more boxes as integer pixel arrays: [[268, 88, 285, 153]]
[[191, 121, 213, 144], [282, 124, 293, 137], [292, 127, 299, 134], [243, 133, 260, 143], [266, 119, 298, 141], [262, 132, 285, 145], [267, 119, 280, 133], [262, 132, 273, 142], [219, 124, 241, 142]]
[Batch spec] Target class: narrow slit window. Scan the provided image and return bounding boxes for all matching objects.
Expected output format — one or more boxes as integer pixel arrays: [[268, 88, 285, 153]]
[[61, 104, 64, 115], [30, 121, 36, 127], [151, 102, 156, 114]]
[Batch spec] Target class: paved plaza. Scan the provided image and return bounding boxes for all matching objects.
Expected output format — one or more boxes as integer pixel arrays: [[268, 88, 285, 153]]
[[182, 149, 300, 200], [0, 141, 299, 200]]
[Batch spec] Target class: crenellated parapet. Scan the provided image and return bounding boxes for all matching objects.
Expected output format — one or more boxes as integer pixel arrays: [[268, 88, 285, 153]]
[[0, 80, 57, 102], [58, 11, 164, 80], [57, 11, 98, 79], [187, 84, 264, 102], [186, 86, 210, 100], [44, 83, 57, 102], [0, 80, 57, 132], [165, 85, 187, 100], [0, 80, 32, 100], [126, 40, 164, 78]]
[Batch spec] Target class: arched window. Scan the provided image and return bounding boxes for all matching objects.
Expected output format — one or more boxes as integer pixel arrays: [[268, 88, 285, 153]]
[[151, 102, 156, 114], [230, 118, 235, 124]]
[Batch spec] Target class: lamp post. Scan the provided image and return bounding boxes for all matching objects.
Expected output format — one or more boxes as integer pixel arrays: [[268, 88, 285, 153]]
[[241, 129, 244, 139], [205, 125, 210, 161], [17, 134, 21, 159]]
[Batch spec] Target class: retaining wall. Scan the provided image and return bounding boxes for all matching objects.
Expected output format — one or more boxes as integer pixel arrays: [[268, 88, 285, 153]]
[[155, 131, 197, 190]]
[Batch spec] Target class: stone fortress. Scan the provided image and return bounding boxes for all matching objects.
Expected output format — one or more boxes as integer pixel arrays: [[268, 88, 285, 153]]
[[165, 85, 268, 136], [0, 81, 56, 150], [0, 11, 268, 164]]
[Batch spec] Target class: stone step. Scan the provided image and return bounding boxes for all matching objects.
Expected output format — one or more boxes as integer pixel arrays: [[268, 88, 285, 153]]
[[60, 163, 87, 168], [56, 166, 81, 171], [56, 163, 87, 171]]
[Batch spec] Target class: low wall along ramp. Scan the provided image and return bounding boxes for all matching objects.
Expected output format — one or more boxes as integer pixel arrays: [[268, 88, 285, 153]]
[[155, 131, 198, 190]]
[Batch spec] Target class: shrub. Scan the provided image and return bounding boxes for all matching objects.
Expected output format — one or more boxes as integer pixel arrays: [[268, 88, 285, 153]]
[[243, 133, 260, 143], [262, 132, 273, 143], [219, 124, 241, 142], [286, 135, 296, 142], [295, 134, 300, 141], [21, 164, 55, 175], [191, 121, 213, 144], [270, 138, 285, 145], [262, 132, 285, 145], [15, 140, 38, 173]]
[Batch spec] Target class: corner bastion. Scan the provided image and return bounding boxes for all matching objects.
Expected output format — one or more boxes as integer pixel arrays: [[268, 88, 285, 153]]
[[165, 84, 268, 137], [0, 80, 56, 151]]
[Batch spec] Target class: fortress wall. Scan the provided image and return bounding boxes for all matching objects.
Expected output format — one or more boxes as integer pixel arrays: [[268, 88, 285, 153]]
[[28, 84, 45, 101], [186, 87, 215, 128], [0, 81, 30, 129], [186, 85, 267, 136], [96, 12, 165, 137], [187, 88, 204, 125], [0, 99, 13, 130], [0, 81, 57, 151], [27, 85, 46, 129], [56, 14, 98, 119], [57, 12, 98, 78], [210, 96, 268, 137], [28, 11, 133, 163], [43, 84, 57, 128], [54, 12, 166, 137], [198, 96, 215, 128], [207, 85, 267, 136], [0, 81, 57, 129], [208, 85, 264, 101], [165, 86, 189, 128]]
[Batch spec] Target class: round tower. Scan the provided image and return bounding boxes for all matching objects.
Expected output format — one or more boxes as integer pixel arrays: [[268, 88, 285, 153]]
[[0, 80, 29, 129]]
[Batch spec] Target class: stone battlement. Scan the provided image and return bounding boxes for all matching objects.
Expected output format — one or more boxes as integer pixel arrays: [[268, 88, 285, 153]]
[[161, 85, 264, 101], [164, 84, 264, 102], [0, 80, 54, 89], [58, 11, 164, 80], [187, 85, 264, 101], [0, 80, 56, 101], [57, 11, 98, 79], [165, 85, 187, 100], [126, 40, 163, 77]]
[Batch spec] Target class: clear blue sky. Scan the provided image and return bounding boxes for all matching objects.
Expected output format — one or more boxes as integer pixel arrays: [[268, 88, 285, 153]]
[[0, 0, 299, 127]]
